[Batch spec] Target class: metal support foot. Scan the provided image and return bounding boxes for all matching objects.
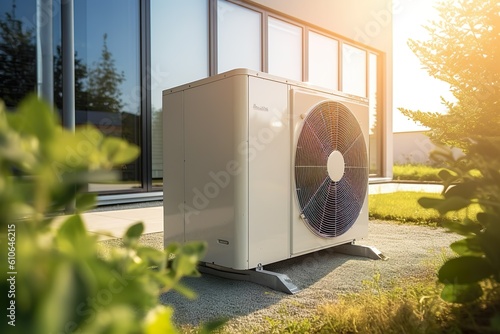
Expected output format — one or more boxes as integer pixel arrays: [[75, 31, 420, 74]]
[[334, 243, 388, 261], [198, 263, 300, 294]]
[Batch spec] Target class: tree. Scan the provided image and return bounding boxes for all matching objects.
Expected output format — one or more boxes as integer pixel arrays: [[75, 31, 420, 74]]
[[399, 0, 500, 150], [87, 33, 125, 112], [0, 4, 36, 108]]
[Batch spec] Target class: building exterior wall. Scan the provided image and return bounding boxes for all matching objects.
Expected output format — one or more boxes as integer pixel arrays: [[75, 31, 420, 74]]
[[0, 0, 394, 202], [393, 131, 464, 165]]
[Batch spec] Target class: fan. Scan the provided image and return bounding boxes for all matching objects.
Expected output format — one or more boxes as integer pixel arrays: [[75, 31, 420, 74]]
[[295, 100, 368, 238]]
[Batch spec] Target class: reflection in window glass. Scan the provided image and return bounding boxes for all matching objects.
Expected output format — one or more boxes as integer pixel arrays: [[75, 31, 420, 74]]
[[70, 0, 141, 192], [368, 53, 379, 175], [308, 32, 338, 90], [217, 0, 261, 73], [268, 17, 302, 81], [151, 1, 209, 186], [342, 44, 366, 97], [0, 0, 37, 108]]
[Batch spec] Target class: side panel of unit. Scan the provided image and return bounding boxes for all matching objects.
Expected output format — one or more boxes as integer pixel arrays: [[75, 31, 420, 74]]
[[183, 75, 250, 270], [290, 88, 369, 256], [248, 76, 290, 268], [163, 90, 185, 244]]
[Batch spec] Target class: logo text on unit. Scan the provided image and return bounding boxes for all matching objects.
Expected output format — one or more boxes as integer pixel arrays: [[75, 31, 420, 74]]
[[253, 103, 269, 111]]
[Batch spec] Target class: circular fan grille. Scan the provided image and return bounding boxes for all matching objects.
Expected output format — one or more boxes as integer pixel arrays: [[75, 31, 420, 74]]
[[295, 101, 368, 238]]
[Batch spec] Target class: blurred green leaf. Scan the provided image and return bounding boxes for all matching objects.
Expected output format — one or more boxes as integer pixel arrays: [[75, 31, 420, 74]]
[[123, 222, 144, 247], [450, 238, 483, 256], [491, 313, 500, 332], [197, 319, 228, 334], [478, 231, 500, 277], [8, 94, 58, 143], [75, 193, 97, 212], [171, 282, 197, 300], [443, 182, 476, 200], [102, 136, 140, 165], [137, 247, 167, 267], [438, 256, 494, 284], [438, 169, 459, 185], [144, 306, 178, 334], [477, 212, 497, 227], [418, 197, 443, 209], [440, 220, 481, 236], [56, 215, 96, 256], [418, 196, 470, 215], [440, 282, 483, 304], [39, 262, 76, 334]]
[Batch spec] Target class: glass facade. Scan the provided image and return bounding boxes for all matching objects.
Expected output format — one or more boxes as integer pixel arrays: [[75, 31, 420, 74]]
[[268, 17, 302, 81], [0, 0, 388, 201], [308, 31, 339, 90], [0, 0, 37, 108], [71, 0, 142, 192], [217, 0, 261, 73], [151, 0, 209, 187], [342, 43, 367, 97]]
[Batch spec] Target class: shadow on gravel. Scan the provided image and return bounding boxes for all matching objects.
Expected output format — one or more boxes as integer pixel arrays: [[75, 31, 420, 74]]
[[160, 246, 368, 326], [159, 221, 462, 326], [100, 221, 461, 327]]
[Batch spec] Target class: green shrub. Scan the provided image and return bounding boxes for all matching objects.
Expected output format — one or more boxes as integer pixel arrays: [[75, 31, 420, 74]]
[[418, 140, 500, 331], [0, 96, 210, 334]]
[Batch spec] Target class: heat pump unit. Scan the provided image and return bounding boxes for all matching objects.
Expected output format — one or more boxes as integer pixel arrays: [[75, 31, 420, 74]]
[[163, 69, 376, 275]]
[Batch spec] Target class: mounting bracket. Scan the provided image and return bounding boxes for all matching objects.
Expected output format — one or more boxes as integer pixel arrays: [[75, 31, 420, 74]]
[[334, 243, 388, 261], [197, 243, 386, 294], [198, 262, 300, 295]]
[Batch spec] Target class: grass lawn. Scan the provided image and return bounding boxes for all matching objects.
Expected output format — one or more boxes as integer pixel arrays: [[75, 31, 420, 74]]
[[393, 164, 444, 182], [368, 191, 480, 226]]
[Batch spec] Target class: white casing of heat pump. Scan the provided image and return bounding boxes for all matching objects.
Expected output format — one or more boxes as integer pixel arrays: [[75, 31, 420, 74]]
[[163, 69, 369, 270]]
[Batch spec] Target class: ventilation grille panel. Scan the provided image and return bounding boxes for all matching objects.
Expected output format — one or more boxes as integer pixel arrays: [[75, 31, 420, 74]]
[[295, 101, 368, 238]]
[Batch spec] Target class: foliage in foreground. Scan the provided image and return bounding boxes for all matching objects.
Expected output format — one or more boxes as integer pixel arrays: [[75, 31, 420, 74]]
[[417, 140, 500, 330], [0, 97, 209, 333]]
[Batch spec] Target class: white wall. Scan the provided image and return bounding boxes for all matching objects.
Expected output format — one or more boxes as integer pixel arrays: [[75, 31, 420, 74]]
[[393, 131, 464, 165]]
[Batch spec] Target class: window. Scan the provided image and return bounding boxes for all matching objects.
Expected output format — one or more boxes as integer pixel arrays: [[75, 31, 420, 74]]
[[0, 0, 37, 108], [72, 0, 141, 192], [368, 53, 380, 175], [308, 31, 338, 90], [268, 17, 302, 81], [151, 0, 209, 185], [217, 0, 261, 73], [341, 44, 367, 97]]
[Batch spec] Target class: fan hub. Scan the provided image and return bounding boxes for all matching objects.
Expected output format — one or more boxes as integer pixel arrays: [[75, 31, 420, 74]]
[[327, 150, 345, 182]]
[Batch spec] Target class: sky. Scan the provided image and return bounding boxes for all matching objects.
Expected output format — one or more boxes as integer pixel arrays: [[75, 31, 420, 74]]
[[392, 0, 454, 133]]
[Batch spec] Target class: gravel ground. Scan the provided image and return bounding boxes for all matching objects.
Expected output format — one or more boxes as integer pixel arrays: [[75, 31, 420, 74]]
[[101, 220, 461, 332]]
